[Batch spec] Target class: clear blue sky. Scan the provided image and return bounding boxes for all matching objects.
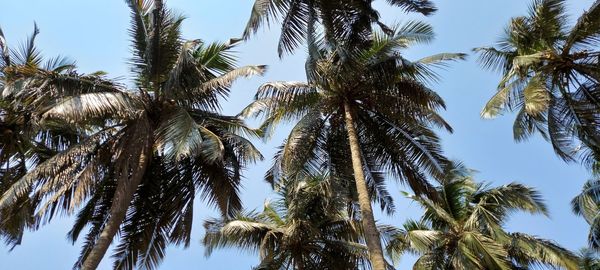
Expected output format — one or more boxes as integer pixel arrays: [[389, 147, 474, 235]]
[[0, 0, 595, 269]]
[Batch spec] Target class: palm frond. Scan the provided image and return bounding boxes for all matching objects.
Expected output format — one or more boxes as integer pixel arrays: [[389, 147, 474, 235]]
[[506, 233, 579, 270], [277, 0, 311, 56], [460, 232, 511, 270], [572, 179, 600, 224], [195, 65, 267, 94], [385, 0, 437, 16], [154, 108, 204, 161], [43, 92, 142, 123], [243, 0, 287, 40], [474, 46, 515, 73], [0, 26, 11, 67], [11, 23, 41, 66], [563, 0, 600, 51]]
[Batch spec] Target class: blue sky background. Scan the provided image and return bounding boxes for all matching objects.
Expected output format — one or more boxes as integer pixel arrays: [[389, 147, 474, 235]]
[[0, 0, 596, 269]]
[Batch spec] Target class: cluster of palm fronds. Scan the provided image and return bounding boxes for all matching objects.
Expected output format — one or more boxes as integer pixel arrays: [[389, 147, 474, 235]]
[[476, 0, 600, 169], [204, 173, 371, 269], [474, 0, 600, 260], [1, 0, 600, 269], [205, 163, 581, 270], [0, 1, 265, 269], [384, 163, 578, 270]]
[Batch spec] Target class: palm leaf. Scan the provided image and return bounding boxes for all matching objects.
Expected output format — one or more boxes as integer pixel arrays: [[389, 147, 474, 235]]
[[43, 92, 142, 123]]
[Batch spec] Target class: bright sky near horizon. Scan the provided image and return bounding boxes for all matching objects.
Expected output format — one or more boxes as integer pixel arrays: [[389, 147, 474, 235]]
[[0, 0, 596, 269]]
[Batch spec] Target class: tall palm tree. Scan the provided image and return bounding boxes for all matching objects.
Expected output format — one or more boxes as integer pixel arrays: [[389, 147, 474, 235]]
[[0, 24, 117, 249], [243, 24, 464, 270], [204, 173, 371, 269], [384, 162, 579, 270], [244, 0, 437, 56], [0, 1, 265, 269], [475, 0, 600, 169]]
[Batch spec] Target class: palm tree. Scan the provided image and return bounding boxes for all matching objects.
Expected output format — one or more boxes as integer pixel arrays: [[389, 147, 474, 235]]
[[204, 173, 370, 269], [0, 24, 117, 249], [475, 0, 600, 169], [243, 24, 464, 270], [244, 0, 437, 56], [384, 162, 579, 270], [0, 1, 265, 269], [572, 179, 600, 252]]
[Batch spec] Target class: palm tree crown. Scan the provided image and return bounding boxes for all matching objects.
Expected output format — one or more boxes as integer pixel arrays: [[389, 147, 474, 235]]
[[476, 0, 600, 169], [204, 173, 370, 270], [245, 23, 463, 198], [244, 0, 438, 56], [384, 162, 579, 270], [0, 23, 107, 249]]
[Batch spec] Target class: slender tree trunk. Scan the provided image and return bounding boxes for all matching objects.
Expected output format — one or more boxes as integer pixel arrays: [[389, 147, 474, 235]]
[[81, 145, 151, 270], [343, 102, 387, 270]]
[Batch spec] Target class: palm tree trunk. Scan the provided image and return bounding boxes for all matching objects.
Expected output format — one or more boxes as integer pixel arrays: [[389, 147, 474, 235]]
[[81, 147, 151, 270], [343, 102, 387, 270]]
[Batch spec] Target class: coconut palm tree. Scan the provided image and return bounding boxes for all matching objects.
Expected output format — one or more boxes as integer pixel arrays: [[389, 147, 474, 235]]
[[384, 162, 579, 270], [475, 0, 600, 169], [242, 23, 464, 270], [204, 173, 371, 269], [0, 24, 119, 249], [0, 1, 265, 269], [244, 0, 437, 56]]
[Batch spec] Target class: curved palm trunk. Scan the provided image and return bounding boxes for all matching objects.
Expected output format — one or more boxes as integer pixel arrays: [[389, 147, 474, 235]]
[[81, 145, 151, 270], [343, 102, 387, 270]]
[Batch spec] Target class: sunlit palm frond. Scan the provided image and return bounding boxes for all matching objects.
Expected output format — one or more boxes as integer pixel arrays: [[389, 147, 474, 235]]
[[573, 179, 600, 224], [43, 92, 142, 124], [154, 107, 205, 161], [243, 81, 319, 137], [0, 130, 111, 210], [505, 233, 579, 270], [460, 232, 511, 270]]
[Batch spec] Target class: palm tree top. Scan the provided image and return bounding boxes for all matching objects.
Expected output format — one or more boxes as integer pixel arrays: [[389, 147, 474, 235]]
[[204, 173, 371, 269], [417, 162, 549, 227], [385, 162, 578, 270], [242, 24, 464, 195], [475, 0, 600, 170], [243, 0, 438, 56]]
